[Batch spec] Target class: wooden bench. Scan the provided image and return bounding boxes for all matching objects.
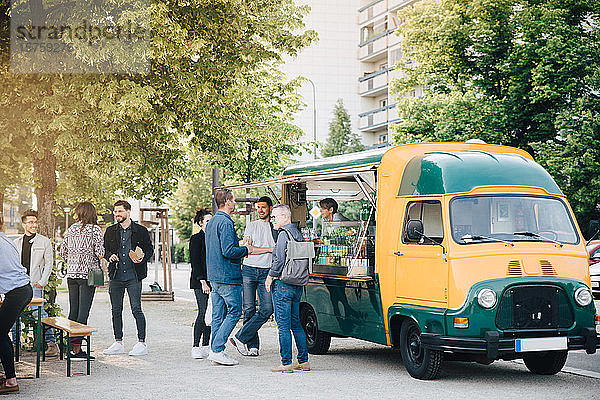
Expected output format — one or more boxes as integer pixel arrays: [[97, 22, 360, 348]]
[[41, 317, 97, 377]]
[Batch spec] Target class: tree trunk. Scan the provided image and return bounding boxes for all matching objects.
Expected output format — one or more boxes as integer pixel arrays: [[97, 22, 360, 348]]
[[33, 149, 57, 239]]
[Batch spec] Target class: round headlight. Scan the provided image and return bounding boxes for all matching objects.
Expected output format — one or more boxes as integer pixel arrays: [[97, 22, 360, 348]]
[[477, 288, 497, 309], [574, 287, 593, 307]]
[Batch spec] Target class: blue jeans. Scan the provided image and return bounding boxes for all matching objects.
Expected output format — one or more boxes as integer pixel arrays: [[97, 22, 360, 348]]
[[271, 280, 308, 366], [109, 279, 146, 341], [210, 282, 242, 353], [235, 265, 273, 349], [11, 286, 56, 344]]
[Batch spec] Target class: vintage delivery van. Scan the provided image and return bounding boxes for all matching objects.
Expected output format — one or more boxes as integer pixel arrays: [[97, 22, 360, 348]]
[[225, 142, 599, 380]]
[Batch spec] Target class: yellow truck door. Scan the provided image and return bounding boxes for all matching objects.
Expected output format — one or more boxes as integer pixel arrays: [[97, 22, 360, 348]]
[[394, 200, 448, 306]]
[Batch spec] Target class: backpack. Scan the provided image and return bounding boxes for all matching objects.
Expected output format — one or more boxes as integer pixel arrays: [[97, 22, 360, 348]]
[[279, 227, 315, 287]]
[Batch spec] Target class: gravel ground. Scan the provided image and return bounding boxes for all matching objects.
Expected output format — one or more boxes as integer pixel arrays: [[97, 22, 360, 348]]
[[10, 290, 600, 400]]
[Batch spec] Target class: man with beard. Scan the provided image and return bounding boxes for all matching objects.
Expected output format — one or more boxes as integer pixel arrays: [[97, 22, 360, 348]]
[[102, 200, 153, 357], [229, 196, 277, 357]]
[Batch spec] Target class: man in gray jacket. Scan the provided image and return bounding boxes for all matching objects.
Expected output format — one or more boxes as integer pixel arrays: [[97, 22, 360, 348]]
[[265, 204, 309, 372], [13, 210, 58, 356]]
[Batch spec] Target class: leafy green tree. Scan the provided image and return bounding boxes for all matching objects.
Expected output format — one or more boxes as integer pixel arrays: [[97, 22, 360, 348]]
[[203, 67, 309, 183], [170, 154, 213, 241], [391, 0, 600, 227], [321, 99, 364, 157], [0, 0, 316, 237]]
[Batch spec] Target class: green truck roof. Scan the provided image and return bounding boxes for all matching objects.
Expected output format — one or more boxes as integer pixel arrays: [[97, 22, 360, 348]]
[[398, 151, 563, 195], [282, 146, 562, 195], [282, 147, 389, 176]]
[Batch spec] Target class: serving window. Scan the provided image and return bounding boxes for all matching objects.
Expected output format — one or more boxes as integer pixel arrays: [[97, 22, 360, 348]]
[[289, 171, 377, 278]]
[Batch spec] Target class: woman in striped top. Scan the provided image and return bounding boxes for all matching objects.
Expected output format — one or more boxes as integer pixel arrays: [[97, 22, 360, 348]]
[[59, 202, 105, 359]]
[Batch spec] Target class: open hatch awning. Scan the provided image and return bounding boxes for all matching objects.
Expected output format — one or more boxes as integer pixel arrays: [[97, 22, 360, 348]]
[[219, 164, 378, 207], [219, 164, 377, 191]]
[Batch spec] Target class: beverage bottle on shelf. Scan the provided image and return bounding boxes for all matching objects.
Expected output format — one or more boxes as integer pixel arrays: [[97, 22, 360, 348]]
[[360, 202, 370, 221]]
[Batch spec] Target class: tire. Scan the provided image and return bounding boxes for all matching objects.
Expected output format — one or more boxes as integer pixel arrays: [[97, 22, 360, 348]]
[[399, 319, 443, 380], [300, 304, 331, 354], [523, 350, 568, 375]]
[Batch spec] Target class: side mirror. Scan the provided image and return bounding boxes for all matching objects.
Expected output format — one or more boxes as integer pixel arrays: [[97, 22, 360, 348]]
[[406, 220, 424, 242]]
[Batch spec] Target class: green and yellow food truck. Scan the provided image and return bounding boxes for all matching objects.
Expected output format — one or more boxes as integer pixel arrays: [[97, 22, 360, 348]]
[[226, 142, 599, 379]]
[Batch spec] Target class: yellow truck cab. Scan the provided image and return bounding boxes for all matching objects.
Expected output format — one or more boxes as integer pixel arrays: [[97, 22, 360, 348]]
[[226, 142, 599, 380]]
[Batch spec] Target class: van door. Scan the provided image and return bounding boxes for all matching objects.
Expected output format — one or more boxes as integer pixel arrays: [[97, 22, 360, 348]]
[[395, 200, 448, 306]]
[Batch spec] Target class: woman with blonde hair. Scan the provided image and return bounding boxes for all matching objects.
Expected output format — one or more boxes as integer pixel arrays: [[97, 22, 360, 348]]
[[59, 202, 105, 359]]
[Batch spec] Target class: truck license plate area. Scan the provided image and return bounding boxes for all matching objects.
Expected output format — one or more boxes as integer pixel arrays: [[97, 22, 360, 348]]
[[515, 337, 567, 352]]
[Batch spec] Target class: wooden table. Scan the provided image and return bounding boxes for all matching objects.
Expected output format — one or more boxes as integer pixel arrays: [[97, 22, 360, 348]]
[[0, 296, 45, 378]]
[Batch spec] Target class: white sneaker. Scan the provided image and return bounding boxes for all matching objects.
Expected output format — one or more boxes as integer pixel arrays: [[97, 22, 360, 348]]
[[200, 346, 210, 358], [208, 350, 238, 366], [103, 342, 125, 355], [129, 342, 148, 356], [229, 336, 249, 356], [191, 346, 209, 359], [248, 348, 259, 356]]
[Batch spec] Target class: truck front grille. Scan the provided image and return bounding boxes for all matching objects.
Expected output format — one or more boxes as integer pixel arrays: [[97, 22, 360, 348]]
[[495, 285, 573, 330]]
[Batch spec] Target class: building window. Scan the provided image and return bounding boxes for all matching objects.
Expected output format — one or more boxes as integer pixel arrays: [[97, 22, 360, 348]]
[[390, 49, 403, 65], [379, 134, 388, 144], [380, 63, 388, 70], [379, 99, 388, 108]]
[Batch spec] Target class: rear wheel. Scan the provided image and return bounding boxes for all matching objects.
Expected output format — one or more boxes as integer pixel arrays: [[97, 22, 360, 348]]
[[300, 305, 331, 354], [399, 319, 442, 380], [523, 350, 568, 375]]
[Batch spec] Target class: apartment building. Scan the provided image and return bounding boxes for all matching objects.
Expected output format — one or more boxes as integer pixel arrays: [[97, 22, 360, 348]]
[[357, 0, 422, 146], [281, 0, 361, 161]]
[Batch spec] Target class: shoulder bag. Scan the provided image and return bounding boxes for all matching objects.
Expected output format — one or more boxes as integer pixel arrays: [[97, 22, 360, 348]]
[[279, 227, 315, 287], [87, 225, 105, 287]]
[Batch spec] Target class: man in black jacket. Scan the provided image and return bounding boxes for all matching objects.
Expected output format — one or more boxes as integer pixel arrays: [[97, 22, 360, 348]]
[[102, 200, 154, 357]]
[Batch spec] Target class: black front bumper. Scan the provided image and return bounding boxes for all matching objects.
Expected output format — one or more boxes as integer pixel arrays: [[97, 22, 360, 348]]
[[420, 328, 600, 359]]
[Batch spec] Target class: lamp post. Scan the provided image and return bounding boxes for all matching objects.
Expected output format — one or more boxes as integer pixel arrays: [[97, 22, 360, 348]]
[[306, 78, 317, 159]]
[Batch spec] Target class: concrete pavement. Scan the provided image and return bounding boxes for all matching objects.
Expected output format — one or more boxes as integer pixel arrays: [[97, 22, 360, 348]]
[[11, 265, 599, 399]]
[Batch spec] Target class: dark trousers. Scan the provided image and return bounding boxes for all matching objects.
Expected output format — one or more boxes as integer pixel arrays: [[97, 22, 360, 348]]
[[0, 284, 33, 379], [193, 289, 211, 347], [67, 278, 96, 345], [109, 279, 146, 341]]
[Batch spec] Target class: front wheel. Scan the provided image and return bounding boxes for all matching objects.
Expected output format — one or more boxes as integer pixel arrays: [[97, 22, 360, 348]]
[[300, 304, 331, 354], [523, 350, 568, 375], [399, 319, 442, 380]]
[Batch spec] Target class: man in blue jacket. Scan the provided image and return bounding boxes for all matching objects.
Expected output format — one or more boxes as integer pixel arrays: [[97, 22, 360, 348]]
[[205, 189, 254, 366]]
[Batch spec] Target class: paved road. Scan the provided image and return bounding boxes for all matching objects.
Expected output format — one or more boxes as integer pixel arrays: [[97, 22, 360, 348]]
[[144, 263, 600, 376], [16, 287, 600, 400]]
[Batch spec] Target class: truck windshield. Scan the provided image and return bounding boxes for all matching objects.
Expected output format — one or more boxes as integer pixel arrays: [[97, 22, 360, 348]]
[[450, 195, 579, 245]]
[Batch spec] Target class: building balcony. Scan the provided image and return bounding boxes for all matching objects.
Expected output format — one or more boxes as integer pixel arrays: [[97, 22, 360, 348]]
[[358, 67, 394, 97], [358, 103, 400, 132], [358, 0, 387, 25], [388, 0, 417, 12], [358, 32, 388, 62], [388, 30, 401, 47]]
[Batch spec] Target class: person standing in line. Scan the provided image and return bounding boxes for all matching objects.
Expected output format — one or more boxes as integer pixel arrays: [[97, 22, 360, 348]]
[[12, 209, 59, 357], [0, 212, 33, 394], [103, 200, 154, 357], [190, 208, 212, 359], [59, 202, 105, 360], [265, 204, 310, 373], [230, 196, 276, 357], [204, 189, 255, 366]]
